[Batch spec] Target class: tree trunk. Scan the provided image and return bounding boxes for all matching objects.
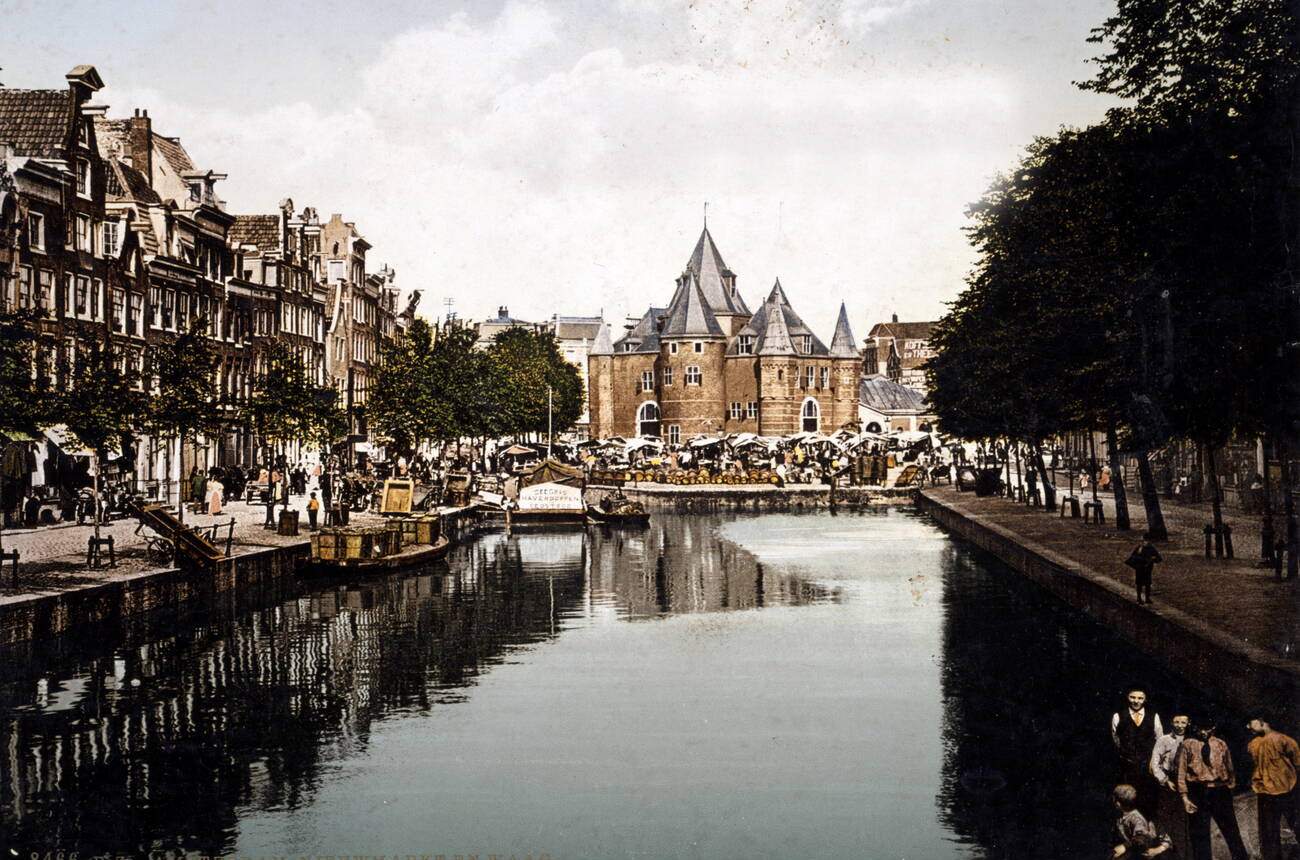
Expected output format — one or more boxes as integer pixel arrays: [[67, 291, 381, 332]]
[[1204, 443, 1225, 556], [1014, 443, 1026, 504], [1106, 420, 1130, 531], [1135, 449, 1168, 541], [177, 433, 185, 526], [93, 452, 102, 544], [1032, 442, 1056, 510], [1280, 437, 1297, 579]]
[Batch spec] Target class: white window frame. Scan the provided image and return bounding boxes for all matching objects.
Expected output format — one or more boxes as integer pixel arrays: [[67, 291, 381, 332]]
[[662, 366, 674, 386], [729, 402, 741, 420], [820, 367, 829, 389], [747, 401, 758, 419], [102, 220, 119, 258], [738, 335, 754, 355], [669, 342, 678, 355], [693, 342, 703, 353], [668, 425, 680, 445], [801, 396, 820, 433], [74, 275, 89, 317], [91, 278, 102, 320], [685, 365, 701, 386], [805, 366, 815, 389], [641, 370, 654, 392]]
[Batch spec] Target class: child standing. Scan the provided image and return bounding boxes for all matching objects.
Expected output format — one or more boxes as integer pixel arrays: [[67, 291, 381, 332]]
[[307, 491, 320, 531]]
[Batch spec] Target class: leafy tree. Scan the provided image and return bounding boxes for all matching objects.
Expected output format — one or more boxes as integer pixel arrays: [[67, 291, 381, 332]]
[[0, 309, 53, 435], [60, 335, 145, 544], [486, 327, 582, 443], [370, 318, 438, 455], [143, 318, 220, 523]]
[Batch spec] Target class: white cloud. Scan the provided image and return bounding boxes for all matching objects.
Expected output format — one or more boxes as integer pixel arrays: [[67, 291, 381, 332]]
[[98, 0, 1102, 339]]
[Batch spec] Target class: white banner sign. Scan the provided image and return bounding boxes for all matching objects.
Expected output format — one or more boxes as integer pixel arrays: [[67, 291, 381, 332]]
[[518, 482, 583, 511]]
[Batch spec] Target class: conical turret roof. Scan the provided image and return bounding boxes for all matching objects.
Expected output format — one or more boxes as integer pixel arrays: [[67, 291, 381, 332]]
[[589, 321, 614, 356], [757, 302, 798, 356], [685, 225, 748, 315], [828, 302, 858, 359], [661, 272, 724, 338]]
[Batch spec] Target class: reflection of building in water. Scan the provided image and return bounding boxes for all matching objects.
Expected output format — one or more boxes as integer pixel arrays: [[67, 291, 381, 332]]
[[587, 517, 837, 617], [0, 547, 585, 856]]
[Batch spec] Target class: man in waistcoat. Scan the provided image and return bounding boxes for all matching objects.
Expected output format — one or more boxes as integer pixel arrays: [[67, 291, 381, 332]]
[[1112, 687, 1164, 817]]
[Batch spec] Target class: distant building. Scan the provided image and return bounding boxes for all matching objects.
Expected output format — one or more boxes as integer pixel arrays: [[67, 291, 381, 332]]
[[588, 224, 861, 441], [546, 314, 604, 438], [475, 305, 539, 348], [863, 315, 936, 394], [858, 375, 932, 434]]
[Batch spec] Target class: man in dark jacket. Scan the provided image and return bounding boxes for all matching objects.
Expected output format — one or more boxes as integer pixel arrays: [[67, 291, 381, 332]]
[[1127, 538, 1163, 604], [1113, 688, 1164, 817]]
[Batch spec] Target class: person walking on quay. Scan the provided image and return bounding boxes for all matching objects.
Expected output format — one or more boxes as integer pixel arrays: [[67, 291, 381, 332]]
[[307, 492, 320, 531], [1176, 719, 1249, 860], [1113, 688, 1165, 816], [262, 482, 277, 529], [1246, 713, 1300, 860], [1112, 783, 1173, 858], [1150, 712, 1193, 859], [1126, 538, 1163, 604]]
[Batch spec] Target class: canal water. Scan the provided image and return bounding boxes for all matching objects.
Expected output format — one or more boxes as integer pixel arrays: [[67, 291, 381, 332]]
[[0, 509, 1246, 859]]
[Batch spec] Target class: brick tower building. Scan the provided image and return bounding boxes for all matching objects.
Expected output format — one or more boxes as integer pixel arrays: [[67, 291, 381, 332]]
[[588, 225, 860, 442]]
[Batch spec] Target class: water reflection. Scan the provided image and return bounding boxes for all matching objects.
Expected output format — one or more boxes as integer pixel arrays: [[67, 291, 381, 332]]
[[588, 516, 839, 617], [1, 530, 588, 856], [0, 512, 1248, 859]]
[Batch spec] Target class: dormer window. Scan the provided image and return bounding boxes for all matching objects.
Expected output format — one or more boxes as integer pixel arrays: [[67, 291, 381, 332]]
[[801, 335, 812, 352], [188, 182, 203, 203], [737, 335, 754, 355]]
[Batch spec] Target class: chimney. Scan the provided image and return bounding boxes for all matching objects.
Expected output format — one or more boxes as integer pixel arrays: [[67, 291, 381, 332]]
[[128, 108, 152, 182], [891, 313, 898, 324]]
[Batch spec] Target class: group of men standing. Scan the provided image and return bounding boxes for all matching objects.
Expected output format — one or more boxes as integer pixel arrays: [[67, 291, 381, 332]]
[[1111, 687, 1299, 859]]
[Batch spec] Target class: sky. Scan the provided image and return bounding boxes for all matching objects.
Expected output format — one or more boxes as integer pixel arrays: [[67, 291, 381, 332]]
[[3, 0, 1121, 339]]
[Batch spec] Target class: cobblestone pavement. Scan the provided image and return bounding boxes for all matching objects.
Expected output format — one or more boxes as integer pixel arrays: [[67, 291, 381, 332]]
[[927, 483, 1300, 660], [0, 497, 390, 605]]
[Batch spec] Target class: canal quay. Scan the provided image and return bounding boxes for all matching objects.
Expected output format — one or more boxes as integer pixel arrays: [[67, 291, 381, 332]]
[[1, 505, 1281, 860]]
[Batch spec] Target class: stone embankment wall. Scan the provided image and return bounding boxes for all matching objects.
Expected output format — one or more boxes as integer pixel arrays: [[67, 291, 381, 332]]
[[916, 491, 1299, 723], [0, 506, 480, 651]]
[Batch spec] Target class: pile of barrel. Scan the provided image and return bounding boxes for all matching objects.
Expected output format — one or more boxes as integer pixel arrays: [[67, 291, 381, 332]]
[[311, 513, 441, 562], [590, 469, 781, 486]]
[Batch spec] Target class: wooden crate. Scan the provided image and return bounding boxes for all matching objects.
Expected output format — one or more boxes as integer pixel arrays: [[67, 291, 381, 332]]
[[316, 529, 340, 561], [415, 515, 441, 545], [343, 531, 373, 560], [399, 517, 419, 546]]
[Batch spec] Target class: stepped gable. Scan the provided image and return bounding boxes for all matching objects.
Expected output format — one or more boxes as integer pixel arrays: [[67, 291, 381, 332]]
[[661, 272, 724, 338], [685, 225, 749, 315], [828, 302, 858, 358], [731, 278, 829, 356], [589, 322, 614, 356], [613, 306, 667, 354]]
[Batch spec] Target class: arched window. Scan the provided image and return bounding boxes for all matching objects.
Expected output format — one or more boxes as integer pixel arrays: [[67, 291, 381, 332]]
[[637, 401, 661, 438], [801, 397, 820, 433], [865, 421, 883, 434]]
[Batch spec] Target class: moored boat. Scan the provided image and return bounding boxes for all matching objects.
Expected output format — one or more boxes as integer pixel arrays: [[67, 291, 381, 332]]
[[585, 505, 650, 526]]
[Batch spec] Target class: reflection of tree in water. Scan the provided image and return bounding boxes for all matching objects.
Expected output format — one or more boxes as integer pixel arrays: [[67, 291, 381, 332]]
[[0, 529, 586, 857], [933, 544, 1242, 860], [587, 515, 838, 617]]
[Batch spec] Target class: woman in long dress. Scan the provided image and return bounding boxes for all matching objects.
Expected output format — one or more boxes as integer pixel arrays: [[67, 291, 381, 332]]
[[207, 478, 224, 515]]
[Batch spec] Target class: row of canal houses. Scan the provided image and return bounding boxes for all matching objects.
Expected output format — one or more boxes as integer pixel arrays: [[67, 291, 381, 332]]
[[0, 65, 419, 502]]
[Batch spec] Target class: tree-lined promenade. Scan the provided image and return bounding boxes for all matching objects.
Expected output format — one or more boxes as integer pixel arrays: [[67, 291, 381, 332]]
[[927, 0, 1300, 566]]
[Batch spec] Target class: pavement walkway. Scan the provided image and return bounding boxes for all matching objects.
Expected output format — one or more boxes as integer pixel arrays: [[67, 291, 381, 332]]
[[926, 481, 1299, 662], [0, 498, 390, 606]]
